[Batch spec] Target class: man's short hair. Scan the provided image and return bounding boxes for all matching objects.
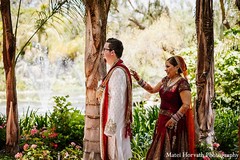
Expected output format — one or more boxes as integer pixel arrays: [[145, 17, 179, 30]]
[[106, 38, 124, 58]]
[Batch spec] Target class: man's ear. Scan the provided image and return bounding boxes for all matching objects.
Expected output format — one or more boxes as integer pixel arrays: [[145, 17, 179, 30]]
[[111, 50, 115, 56]]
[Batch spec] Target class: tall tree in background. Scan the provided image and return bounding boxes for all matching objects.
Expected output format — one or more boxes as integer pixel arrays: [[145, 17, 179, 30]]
[[0, 0, 82, 154], [83, 0, 111, 159], [0, 0, 19, 154], [195, 0, 214, 146]]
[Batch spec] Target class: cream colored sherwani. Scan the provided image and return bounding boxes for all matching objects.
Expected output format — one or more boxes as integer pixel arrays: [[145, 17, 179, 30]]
[[100, 68, 132, 160]]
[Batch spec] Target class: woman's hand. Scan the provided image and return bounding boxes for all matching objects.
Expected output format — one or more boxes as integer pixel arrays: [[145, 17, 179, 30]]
[[130, 69, 140, 81], [165, 118, 177, 129]]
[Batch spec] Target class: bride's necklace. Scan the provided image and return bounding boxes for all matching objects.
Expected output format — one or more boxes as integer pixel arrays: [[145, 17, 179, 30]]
[[167, 76, 181, 87]]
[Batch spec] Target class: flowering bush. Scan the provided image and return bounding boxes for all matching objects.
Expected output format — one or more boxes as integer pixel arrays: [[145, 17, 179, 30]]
[[15, 96, 85, 159], [17, 126, 83, 159], [196, 142, 225, 160], [15, 145, 53, 160], [18, 126, 59, 159], [48, 96, 85, 149], [60, 142, 83, 159]]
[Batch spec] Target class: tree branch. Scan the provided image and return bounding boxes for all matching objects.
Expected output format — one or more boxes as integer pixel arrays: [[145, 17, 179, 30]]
[[219, 0, 230, 29], [128, 18, 145, 30], [236, 0, 240, 10]]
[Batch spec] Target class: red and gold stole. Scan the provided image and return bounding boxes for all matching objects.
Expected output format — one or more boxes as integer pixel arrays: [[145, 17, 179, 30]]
[[100, 59, 132, 160]]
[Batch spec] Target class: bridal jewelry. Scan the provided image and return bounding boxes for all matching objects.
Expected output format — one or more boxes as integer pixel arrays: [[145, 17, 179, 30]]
[[167, 76, 181, 87]]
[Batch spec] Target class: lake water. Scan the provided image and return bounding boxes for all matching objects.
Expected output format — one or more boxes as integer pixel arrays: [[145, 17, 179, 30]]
[[0, 88, 158, 116], [0, 90, 85, 116]]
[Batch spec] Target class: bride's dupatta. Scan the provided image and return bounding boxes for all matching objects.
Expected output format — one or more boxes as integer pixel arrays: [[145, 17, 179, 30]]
[[186, 105, 196, 160], [174, 56, 196, 159]]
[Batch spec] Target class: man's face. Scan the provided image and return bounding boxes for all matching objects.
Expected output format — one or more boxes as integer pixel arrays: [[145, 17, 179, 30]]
[[102, 42, 113, 64]]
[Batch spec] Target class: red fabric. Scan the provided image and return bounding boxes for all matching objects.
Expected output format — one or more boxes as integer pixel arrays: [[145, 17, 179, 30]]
[[101, 59, 132, 160], [102, 84, 109, 160], [146, 77, 193, 159], [186, 107, 196, 160]]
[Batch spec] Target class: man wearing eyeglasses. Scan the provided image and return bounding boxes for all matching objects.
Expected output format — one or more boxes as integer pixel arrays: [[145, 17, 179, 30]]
[[97, 38, 132, 160]]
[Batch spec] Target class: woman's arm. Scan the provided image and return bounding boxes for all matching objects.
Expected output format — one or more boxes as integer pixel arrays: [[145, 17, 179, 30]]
[[130, 69, 163, 93], [141, 81, 163, 94], [165, 90, 191, 128], [178, 90, 191, 114]]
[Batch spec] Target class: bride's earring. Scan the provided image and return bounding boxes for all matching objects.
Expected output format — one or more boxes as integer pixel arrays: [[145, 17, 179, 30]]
[[176, 68, 179, 74]]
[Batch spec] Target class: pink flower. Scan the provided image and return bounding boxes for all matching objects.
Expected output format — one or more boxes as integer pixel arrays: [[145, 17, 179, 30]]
[[213, 142, 220, 148], [71, 142, 76, 147], [23, 143, 29, 151], [48, 132, 58, 138], [219, 151, 225, 156], [203, 156, 210, 160], [31, 144, 37, 149], [64, 152, 69, 158], [54, 143, 58, 149], [51, 142, 58, 149], [0, 126, 3, 129], [76, 145, 81, 150], [41, 130, 48, 138], [31, 128, 38, 135], [15, 152, 23, 159]]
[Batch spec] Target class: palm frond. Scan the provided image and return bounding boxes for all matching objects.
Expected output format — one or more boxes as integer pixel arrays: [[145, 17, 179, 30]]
[[16, 0, 85, 63]]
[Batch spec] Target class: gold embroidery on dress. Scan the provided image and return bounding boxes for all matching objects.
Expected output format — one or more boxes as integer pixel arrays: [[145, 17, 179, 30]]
[[104, 119, 117, 135]]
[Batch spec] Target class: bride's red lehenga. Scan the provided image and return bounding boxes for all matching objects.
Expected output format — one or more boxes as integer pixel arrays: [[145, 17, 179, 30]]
[[146, 76, 191, 160]]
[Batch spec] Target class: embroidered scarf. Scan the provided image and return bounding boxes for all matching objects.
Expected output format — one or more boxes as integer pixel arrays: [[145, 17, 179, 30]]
[[100, 59, 132, 160]]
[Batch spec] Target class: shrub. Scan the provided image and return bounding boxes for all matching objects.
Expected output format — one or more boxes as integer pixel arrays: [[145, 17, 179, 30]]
[[18, 95, 85, 159], [60, 142, 83, 159], [196, 142, 225, 160], [48, 95, 85, 150], [131, 101, 159, 159], [214, 108, 238, 153], [19, 107, 49, 135]]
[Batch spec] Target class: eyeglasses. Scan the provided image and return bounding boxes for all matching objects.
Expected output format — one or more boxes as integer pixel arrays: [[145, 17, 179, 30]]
[[103, 48, 112, 52]]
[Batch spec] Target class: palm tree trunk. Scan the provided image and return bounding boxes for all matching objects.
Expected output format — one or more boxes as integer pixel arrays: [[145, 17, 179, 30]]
[[195, 0, 214, 146], [0, 0, 19, 154], [83, 0, 111, 159]]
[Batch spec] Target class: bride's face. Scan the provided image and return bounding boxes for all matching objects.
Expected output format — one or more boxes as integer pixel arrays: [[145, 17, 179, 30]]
[[165, 61, 178, 79]]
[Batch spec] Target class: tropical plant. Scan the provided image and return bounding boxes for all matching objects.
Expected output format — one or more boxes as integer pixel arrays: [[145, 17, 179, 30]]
[[131, 101, 159, 159], [17, 96, 84, 159], [214, 108, 238, 153], [19, 107, 49, 135], [48, 95, 85, 149], [214, 26, 240, 112], [83, 0, 111, 158]]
